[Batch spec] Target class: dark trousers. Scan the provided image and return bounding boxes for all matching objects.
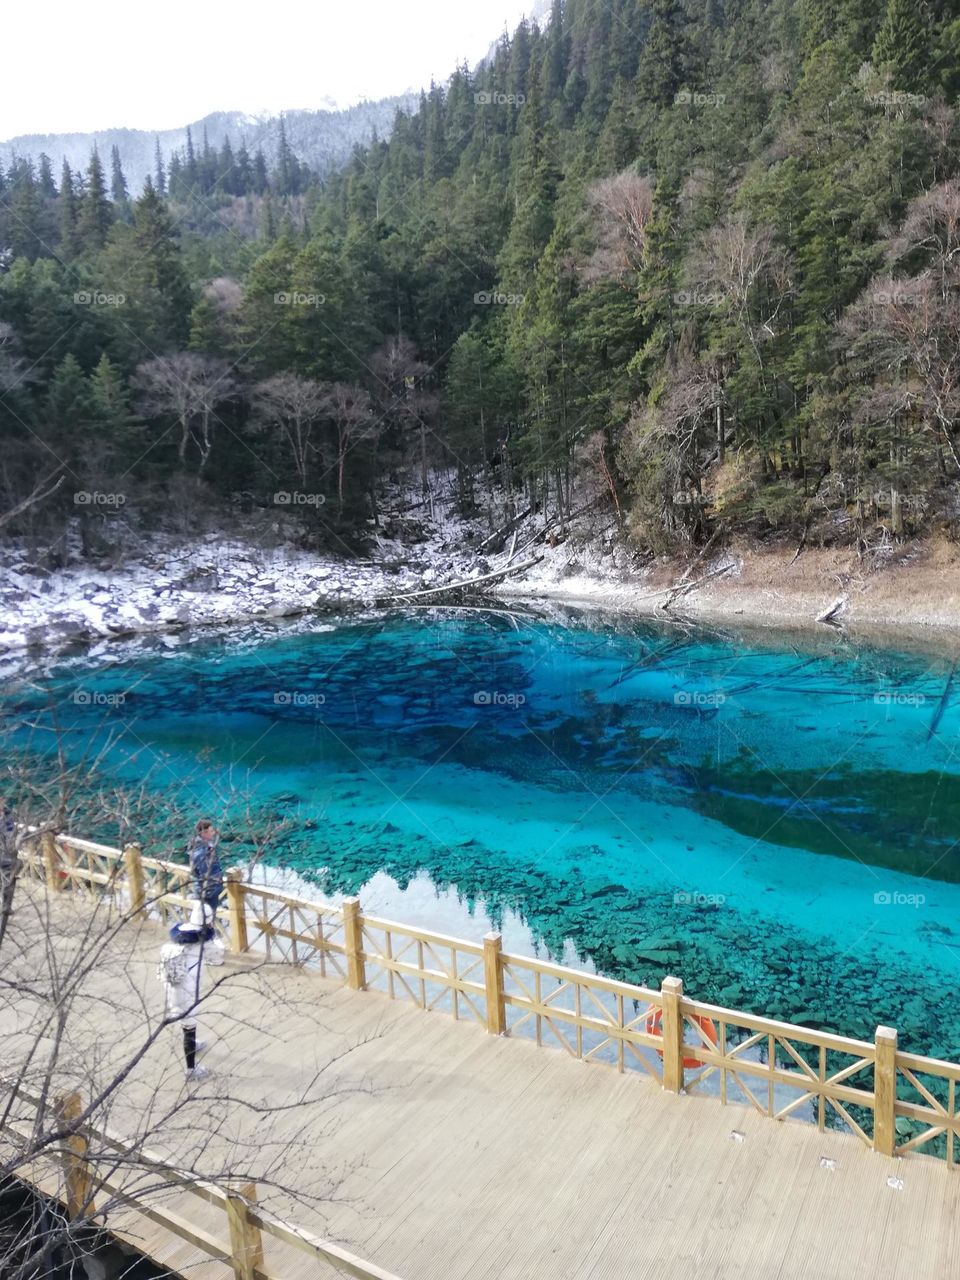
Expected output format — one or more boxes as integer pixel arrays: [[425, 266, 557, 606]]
[[183, 1024, 197, 1068]]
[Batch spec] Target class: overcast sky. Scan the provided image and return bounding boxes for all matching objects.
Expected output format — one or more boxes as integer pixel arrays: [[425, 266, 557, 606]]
[[2, 0, 543, 138]]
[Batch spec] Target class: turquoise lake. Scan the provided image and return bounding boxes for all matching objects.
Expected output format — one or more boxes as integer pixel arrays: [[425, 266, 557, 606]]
[[6, 607, 960, 1058]]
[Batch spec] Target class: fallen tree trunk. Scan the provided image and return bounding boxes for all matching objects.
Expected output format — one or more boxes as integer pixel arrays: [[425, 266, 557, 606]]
[[816, 594, 847, 625], [376, 555, 544, 605], [659, 563, 733, 611], [509, 495, 604, 563], [477, 506, 533, 554]]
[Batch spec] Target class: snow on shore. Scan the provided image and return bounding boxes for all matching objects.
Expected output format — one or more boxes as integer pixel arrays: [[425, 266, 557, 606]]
[[0, 511, 491, 655]]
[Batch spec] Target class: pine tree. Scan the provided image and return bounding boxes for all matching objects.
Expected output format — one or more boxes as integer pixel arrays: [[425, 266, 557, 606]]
[[77, 149, 113, 252], [637, 0, 691, 107], [7, 160, 44, 261], [200, 126, 217, 194], [58, 160, 80, 258], [37, 154, 56, 199], [129, 182, 192, 344], [154, 137, 167, 196], [88, 352, 141, 456], [543, 0, 568, 102], [110, 146, 128, 204], [259, 193, 277, 240], [275, 116, 302, 195], [46, 353, 92, 430], [872, 0, 929, 91], [188, 295, 227, 355], [235, 141, 253, 194], [253, 147, 269, 195], [218, 137, 236, 194], [167, 153, 183, 200], [184, 126, 198, 191]]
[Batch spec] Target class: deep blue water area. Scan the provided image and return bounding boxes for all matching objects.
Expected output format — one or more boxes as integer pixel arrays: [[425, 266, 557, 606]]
[[6, 607, 960, 1058]]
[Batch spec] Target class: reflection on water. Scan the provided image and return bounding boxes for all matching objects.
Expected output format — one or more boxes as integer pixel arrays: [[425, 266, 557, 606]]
[[5, 607, 960, 1058]]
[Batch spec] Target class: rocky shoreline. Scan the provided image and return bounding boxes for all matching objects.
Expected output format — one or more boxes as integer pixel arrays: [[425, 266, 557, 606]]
[[4, 514, 960, 661], [0, 525, 486, 656]]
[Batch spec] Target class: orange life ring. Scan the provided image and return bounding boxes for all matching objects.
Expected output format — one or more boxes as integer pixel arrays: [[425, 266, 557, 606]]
[[645, 1008, 717, 1070]]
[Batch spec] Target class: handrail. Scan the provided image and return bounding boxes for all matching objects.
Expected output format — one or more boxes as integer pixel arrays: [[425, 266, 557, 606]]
[[3, 1076, 404, 1280], [13, 830, 960, 1167]]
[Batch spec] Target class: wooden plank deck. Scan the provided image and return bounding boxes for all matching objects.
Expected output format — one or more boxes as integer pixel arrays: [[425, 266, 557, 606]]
[[5, 908, 959, 1280]]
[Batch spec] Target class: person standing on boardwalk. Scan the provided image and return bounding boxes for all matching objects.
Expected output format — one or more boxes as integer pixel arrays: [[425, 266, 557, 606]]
[[188, 818, 224, 920], [157, 901, 224, 1081]]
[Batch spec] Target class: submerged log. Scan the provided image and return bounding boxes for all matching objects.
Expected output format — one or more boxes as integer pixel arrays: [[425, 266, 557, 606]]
[[927, 660, 957, 742]]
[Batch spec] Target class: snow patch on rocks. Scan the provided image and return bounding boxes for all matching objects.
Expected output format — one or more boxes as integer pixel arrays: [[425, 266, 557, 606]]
[[0, 491, 491, 656]]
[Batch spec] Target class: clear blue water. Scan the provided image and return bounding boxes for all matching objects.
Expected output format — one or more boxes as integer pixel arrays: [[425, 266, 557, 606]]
[[6, 608, 960, 1058]]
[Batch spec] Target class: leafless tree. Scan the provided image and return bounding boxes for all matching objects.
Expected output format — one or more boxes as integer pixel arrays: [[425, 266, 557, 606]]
[[582, 172, 654, 286], [693, 215, 792, 377], [889, 179, 960, 298], [252, 372, 328, 490], [0, 470, 66, 533], [134, 354, 238, 477], [369, 338, 440, 500], [619, 355, 725, 547], [841, 271, 960, 479], [321, 382, 376, 508]]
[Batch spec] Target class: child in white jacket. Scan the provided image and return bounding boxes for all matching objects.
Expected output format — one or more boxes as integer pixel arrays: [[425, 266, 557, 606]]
[[158, 901, 224, 1080]]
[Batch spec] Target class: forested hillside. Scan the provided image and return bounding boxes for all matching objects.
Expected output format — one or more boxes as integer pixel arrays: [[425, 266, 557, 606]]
[[0, 98, 418, 198], [3, 0, 960, 562]]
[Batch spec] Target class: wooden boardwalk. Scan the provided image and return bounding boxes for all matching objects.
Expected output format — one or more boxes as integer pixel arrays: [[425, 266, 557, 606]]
[[5, 905, 959, 1280]]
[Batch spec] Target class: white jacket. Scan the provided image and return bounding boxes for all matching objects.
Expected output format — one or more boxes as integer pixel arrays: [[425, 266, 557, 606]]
[[158, 936, 224, 1019]]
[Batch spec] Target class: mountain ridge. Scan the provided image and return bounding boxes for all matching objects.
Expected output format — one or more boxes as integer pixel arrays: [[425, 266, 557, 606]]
[[0, 98, 419, 193]]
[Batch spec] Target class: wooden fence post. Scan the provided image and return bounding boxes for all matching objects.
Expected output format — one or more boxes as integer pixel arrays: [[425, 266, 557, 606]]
[[41, 830, 60, 892], [660, 976, 685, 1094], [342, 897, 365, 990], [483, 932, 506, 1035], [123, 842, 146, 917], [55, 1091, 94, 1220], [224, 1182, 264, 1280], [226, 869, 249, 954], [874, 1025, 898, 1157]]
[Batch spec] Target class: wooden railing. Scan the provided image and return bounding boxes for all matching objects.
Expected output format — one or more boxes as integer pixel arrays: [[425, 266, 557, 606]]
[[3, 1080, 403, 1280], [14, 832, 960, 1168]]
